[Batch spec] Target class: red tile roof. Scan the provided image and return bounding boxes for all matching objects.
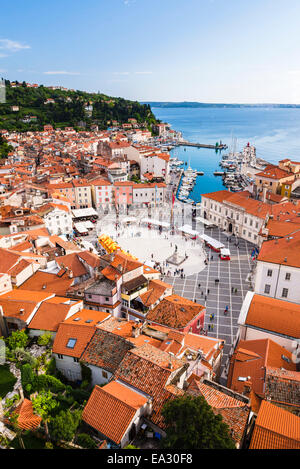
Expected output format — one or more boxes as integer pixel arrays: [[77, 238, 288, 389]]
[[187, 380, 250, 445], [249, 400, 300, 449], [63, 309, 111, 327], [82, 382, 146, 445], [114, 344, 185, 428], [147, 294, 205, 329], [13, 399, 42, 430], [52, 322, 96, 358], [227, 338, 297, 397], [257, 231, 300, 268], [56, 252, 87, 277], [28, 298, 81, 332], [0, 290, 53, 322], [245, 294, 300, 339], [18, 270, 74, 297], [255, 165, 293, 180]]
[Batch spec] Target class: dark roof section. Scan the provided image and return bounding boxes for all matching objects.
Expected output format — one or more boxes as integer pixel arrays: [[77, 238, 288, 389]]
[[81, 328, 134, 373]]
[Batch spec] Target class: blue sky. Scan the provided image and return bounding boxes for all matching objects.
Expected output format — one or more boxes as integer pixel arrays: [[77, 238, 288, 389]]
[[1, 0, 300, 103]]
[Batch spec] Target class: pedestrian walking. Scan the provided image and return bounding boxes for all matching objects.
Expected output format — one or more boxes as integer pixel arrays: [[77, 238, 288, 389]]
[[207, 289, 210, 294], [209, 314, 212, 321], [235, 288, 237, 294], [198, 283, 201, 288], [208, 324, 211, 331], [211, 324, 214, 330], [204, 295, 207, 301], [231, 287, 234, 293]]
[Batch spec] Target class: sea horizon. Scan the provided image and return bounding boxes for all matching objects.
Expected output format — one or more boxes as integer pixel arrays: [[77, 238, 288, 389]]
[[151, 105, 300, 200]]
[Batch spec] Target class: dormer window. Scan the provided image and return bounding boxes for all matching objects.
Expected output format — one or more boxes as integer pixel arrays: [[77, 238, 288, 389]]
[[66, 338, 77, 349]]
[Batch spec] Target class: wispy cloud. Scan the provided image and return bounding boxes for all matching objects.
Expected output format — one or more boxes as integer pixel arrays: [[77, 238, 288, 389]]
[[0, 39, 30, 52], [113, 71, 130, 76], [135, 71, 153, 75], [123, 0, 136, 6], [43, 71, 81, 76]]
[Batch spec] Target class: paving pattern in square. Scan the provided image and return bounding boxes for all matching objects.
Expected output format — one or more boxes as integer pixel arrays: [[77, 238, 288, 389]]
[[162, 227, 256, 372]]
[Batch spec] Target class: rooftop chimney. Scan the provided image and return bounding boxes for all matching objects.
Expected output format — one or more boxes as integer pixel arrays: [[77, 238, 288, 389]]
[[168, 352, 174, 369], [132, 323, 142, 339], [262, 184, 267, 203]]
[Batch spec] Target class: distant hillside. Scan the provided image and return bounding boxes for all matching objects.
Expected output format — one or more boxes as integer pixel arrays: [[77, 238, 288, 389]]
[[0, 80, 158, 132], [143, 101, 300, 108]]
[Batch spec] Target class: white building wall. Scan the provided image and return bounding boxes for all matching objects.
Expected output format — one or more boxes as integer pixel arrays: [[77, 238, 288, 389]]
[[45, 208, 73, 236], [201, 196, 264, 245], [14, 262, 40, 287], [53, 353, 82, 381], [0, 273, 12, 294], [239, 324, 296, 353], [94, 185, 113, 209], [132, 186, 165, 205], [254, 260, 300, 304], [87, 363, 113, 387]]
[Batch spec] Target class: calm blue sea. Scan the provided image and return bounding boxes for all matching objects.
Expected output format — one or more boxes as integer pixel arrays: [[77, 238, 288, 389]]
[[152, 107, 300, 202]]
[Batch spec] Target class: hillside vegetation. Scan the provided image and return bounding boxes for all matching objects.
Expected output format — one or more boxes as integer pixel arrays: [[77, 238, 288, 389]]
[[0, 80, 158, 132]]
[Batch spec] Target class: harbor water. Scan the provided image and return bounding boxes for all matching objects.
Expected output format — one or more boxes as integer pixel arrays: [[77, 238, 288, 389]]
[[152, 106, 300, 202]]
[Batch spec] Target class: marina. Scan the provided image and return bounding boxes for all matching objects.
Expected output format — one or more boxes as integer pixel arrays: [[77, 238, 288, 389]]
[[170, 139, 268, 201], [177, 141, 228, 150], [176, 163, 200, 203]]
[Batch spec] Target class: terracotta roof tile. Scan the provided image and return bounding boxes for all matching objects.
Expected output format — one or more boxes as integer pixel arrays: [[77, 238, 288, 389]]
[[249, 400, 300, 449], [257, 231, 300, 268], [245, 294, 300, 339], [81, 327, 134, 373], [187, 380, 250, 445], [18, 270, 74, 296], [52, 323, 96, 358], [28, 298, 81, 332], [13, 399, 42, 430], [114, 344, 185, 428], [82, 382, 145, 445], [56, 252, 87, 277], [147, 294, 205, 329], [63, 309, 111, 327], [227, 338, 297, 397]]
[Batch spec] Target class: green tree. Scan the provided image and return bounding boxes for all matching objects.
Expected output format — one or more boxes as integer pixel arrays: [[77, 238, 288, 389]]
[[7, 330, 28, 350], [8, 411, 25, 449], [0, 135, 14, 158], [76, 433, 97, 449], [37, 332, 53, 347], [35, 374, 65, 393], [14, 348, 37, 366], [20, 363, 36, 395], [161, 395, 236, 450], [32, 391, 58, 439], [49, 409, 82, 442], [80, 362, 92, 387]]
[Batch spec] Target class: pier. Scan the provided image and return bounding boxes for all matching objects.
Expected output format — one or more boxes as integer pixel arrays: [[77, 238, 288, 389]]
[[178, 141, 228, 150]]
